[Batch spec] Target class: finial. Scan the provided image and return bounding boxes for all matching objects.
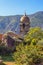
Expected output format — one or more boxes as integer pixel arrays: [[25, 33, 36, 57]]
[[24, 11, 26, 16]]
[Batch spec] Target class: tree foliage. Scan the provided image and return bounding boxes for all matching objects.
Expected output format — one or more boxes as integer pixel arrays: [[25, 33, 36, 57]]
[[24, 27, 43, 45], [13, 27, 43, 65]]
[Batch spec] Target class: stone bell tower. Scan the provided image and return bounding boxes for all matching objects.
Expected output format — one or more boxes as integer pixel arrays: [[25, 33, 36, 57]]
[[20, 13, 30, 36]]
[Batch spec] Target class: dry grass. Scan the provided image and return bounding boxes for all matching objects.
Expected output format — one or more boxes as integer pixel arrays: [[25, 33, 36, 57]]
[[4, 62, 17, 65]]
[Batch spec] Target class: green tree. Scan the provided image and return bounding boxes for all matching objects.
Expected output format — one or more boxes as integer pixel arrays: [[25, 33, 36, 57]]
[[24, 27, 43, 45]]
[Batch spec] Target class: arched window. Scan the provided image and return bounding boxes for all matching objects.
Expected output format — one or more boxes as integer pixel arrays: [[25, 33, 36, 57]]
[[23, 23, 25, 29]]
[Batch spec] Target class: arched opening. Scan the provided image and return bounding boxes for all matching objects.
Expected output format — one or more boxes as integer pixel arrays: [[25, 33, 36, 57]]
[[23, 23, 25, 29]]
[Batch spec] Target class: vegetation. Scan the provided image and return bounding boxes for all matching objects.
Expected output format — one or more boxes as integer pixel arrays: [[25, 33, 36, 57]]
[[24, 27, 43, 45], [0, 27, 43, 65], [13, 27, 43, 65]]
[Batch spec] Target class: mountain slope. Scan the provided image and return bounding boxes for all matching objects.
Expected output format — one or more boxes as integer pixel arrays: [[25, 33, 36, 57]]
[[0, 11, 43, 34], [30, 11, 43, 27]]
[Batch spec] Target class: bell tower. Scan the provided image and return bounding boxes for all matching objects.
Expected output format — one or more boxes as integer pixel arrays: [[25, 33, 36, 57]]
[[20, 13, 30, 36]]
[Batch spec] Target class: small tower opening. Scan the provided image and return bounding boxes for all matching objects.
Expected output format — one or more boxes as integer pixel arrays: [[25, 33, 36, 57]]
[[23, 23, 25, 29]]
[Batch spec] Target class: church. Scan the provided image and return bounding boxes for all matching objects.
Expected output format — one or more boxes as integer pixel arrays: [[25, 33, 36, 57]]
[[2, 13, 30, 50]]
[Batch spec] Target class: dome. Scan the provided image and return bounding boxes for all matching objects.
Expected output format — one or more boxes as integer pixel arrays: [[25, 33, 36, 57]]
[[20, 13, 30, 23]]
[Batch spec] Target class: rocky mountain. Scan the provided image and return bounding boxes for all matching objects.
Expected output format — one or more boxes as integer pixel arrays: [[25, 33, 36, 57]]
[[30, 11, 43, 28], [0, 11, 43, 34]]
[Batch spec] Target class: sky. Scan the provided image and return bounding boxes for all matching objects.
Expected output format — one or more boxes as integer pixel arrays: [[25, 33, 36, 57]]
[[0, 0, 43, 16]]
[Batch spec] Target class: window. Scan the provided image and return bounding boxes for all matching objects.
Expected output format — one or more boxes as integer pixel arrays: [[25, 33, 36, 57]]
[[23, 23, 25, 29]]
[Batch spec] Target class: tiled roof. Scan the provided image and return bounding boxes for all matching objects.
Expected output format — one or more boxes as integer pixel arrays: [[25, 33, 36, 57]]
[[3, 31, 23, 41]]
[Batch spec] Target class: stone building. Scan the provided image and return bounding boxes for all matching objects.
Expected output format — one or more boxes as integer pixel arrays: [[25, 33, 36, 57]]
[[2, 31, 23, 51]]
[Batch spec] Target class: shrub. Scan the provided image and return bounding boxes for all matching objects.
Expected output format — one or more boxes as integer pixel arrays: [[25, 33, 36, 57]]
[[24, 27, 43, 45], [32, 55, 41, 64], [13, 43, 43, 65], [37, 39, 43, 45], [0, 62, 5, 65], [31, 39, 38, 45]]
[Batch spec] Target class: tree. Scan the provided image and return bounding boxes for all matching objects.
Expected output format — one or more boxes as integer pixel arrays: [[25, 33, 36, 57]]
[[24, 27, 43, 45]]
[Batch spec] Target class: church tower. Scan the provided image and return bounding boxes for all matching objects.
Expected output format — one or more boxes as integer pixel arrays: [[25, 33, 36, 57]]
[[20, 13, 30, 36]]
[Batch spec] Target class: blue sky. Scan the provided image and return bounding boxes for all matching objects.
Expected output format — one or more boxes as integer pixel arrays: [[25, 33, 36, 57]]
[[0, 0, 43, 16]]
